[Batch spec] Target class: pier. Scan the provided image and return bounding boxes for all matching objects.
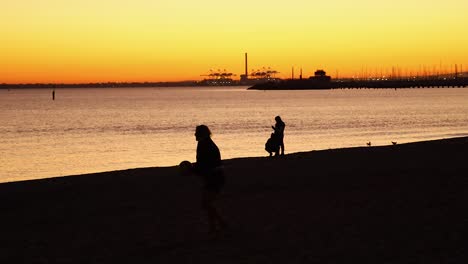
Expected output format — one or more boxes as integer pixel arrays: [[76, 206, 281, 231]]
[[249, 76, 468, 90], [332, 77, 468, 89]]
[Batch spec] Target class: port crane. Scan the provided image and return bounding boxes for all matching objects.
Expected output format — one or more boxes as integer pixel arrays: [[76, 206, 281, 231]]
[[201, 69, 237, 80], [250, 67, 279, 80]]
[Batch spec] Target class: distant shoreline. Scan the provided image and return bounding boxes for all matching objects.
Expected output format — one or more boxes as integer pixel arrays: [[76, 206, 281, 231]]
[[0, 81, 201, 89], [3, 78, 468, 90]]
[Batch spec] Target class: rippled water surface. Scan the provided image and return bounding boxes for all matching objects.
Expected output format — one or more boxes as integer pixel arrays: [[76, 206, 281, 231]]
[[1, 87, 468, 182]]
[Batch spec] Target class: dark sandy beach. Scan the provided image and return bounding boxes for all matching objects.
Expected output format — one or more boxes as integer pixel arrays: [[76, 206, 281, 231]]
[[1, 137, 467, 263]]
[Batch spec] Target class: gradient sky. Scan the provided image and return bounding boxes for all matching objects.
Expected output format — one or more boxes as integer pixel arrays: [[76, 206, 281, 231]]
[[2, 0, 468, 83]]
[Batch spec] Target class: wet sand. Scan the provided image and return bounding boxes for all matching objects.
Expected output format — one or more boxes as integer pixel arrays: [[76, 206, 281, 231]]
[[1, 137, 467, 263]]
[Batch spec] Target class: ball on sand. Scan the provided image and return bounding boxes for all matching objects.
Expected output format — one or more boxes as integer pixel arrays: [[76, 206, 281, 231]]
[[179, 160, 193, 176]]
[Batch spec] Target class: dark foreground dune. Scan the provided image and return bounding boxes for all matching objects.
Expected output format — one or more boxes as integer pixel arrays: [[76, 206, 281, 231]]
[[1, 137, 468, 263]]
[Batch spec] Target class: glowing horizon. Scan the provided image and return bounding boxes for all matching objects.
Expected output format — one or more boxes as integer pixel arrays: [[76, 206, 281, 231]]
[[2, 0, 468, 84]]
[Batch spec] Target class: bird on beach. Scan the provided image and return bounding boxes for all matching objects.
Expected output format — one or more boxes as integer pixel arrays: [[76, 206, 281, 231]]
[[366, 141, 371, 147], [392, 141, 397, 145]]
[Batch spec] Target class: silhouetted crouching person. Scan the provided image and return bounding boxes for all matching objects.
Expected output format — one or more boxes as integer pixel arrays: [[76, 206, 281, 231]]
[[265, 133, 280, 157], [272, 116, 286, 156], [193, 125, 228, 234]]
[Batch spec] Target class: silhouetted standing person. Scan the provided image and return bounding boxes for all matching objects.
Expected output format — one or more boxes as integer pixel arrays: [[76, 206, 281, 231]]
[[272, 116, 285, 156], [52, 89, 55, 100], [193, 125, 227, 234]]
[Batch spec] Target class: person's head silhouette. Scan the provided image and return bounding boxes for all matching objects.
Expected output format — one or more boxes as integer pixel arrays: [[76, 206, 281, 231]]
[[195, 125, 211, 141], [275, 116, 282, 122]]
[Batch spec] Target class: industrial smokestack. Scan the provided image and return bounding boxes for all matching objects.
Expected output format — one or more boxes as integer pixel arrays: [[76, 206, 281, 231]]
[[245, 53, 248, 78]]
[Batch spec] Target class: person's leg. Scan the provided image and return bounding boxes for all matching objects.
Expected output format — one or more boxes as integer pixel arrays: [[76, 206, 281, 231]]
[[212, 205, 228, 229], [279, 137, 284, 155], [202, 191, 216, 233], [202, 190, 227, 232], [207, 208, 217, 232]]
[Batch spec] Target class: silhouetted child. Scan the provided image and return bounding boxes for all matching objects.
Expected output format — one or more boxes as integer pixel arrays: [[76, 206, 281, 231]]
[[265, 133, 280, 156]]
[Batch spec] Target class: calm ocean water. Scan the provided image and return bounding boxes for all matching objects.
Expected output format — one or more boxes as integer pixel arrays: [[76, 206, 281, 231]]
[[1, 86, 468, 183]]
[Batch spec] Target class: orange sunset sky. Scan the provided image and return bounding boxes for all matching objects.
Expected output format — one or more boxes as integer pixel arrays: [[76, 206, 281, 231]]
[[2, 0, 468, 83]]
